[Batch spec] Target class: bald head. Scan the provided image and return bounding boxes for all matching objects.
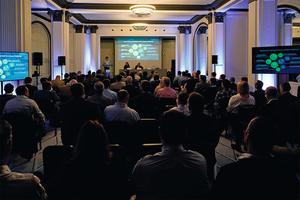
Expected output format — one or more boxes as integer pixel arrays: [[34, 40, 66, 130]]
[[94, 81, 104, 94], [265, 86, 277, 101], [126, 76, 133, 85], [69, 79, 77, 86]]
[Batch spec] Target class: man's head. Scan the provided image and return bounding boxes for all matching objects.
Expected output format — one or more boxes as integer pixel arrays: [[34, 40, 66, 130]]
[[24, 77, 32, 84], [159, 110, 187, 145], [55, 75, 61, 80], [42, 81, 52, 91], [140, 81, 151, 92], [188, 92, 204, 113], [117, 89, 129, 104], [210, 78, 216, 86], [70, 83, 85, 98], [16, 86, 29, 97], [40, 77, 48, 84], [77, 71, 82, 76], [162, 77, 171, 87], [265, 86, 277, 101], [0, 120, 12, 164], [177, 71, 182, 76], [64, 73, 70, 79], [222, 79, 230, 90], [220, 74, 226, 80], [94, 81, 104, 94], [105, 56, 109, 60], [102, 79, 110, 89], [182, 71, 187, 77], [177, 92, 188, 105], [143, 71, 148, 77], [96, 69, 102, 75], [137, 63, 140, 66], [134, 70, 137, 74], [244, 116, 278, 155], [69, 79, 77, 86], [4, 83, 14, 94], [211, 72, 216, 78], [154, 75, 159, 81], [241, 77, 248, 82], [280, 82, 291, 94], [116, 75, 122, 82], [255, 80, 263, 90], [200, 75, 207, 83], [126, 76, 133, 85], [237, 81, 249, 95], [229, 77, 235, 83]]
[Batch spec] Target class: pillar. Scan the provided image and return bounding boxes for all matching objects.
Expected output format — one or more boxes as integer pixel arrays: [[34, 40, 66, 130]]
[[178, 26, 186, 71], [248, 0, 277, 88], [0, 0, 31, 90], [48, 10, 71, 78], [198, 26, 208, 75], [206, 13, 213, 77], [186, 26, 193, 73], [90, 26, 98, 74], [84, 25, 91, 74], [74, 25, 85, 74]]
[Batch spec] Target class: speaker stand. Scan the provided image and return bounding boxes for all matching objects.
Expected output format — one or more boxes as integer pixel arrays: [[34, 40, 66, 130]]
[[35, 65, 40, 86], [60, 65, 64, 77]]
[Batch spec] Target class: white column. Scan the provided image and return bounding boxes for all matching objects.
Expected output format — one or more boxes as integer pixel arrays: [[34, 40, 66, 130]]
[[187, 27, 193, 72], [198, 26, 208, 75], [84, 26, 91, 74], [206, 13, 213, 76], [0, 0, 31, 89], [283, 13, 295, 46], [178, 26, 186, 71], [49, 10, 71, 78], [74, 25, 85, 74], [213, 12, 226, 76], [90, 26, 98, 73], [248, 0, 277, 88]]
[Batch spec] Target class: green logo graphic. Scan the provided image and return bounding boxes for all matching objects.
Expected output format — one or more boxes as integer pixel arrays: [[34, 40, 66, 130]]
[[266, 59, 272, 65], [271, 62, 278, 68], [270, 53, 278, 61]]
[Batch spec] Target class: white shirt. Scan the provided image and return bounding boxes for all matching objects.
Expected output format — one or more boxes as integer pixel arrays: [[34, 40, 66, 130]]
[[226, 93, 255, 114], [0, 165, 47, 199], [170, 104, 190, 116], [104, 102, 140, 124], [102, 60, 111, 68], [3, 95, 45, 123], [103, 89, 117, 103]]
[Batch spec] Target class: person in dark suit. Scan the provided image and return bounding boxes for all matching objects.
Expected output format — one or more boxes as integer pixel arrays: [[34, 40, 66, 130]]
[[150, 75, 160, 95], [0, 84, 16, 116], [184, 73, 199, 94], [202, 78, 218, 110], [133, 81, 159, 118], [212, 116, 299, 199], [278, 82, 298, 105], [59, 83, 101, 146], [124, 62, 130, 69], [121, 76, 140, 99], [229, 77, 237, 92], [252, 80, 267, 109], [135, 62, 143, 69], [24, 77, 38, 99]]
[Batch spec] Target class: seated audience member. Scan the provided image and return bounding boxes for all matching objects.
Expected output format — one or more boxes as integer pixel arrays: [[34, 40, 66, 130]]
[[59, 79, 77, 103], [133, 81, 159, 118], [185, 92, 220, 147], [154, 78, 164, 95], [131, 110, 210, 199], [216, 74, 226, 88], [135, 62, 143, 69], [257, 86, 287, 146], [252, 80, 267, 109], [194, 75, 209, 95], [150, 75, 160, 94], [110, 75, 126, 91], [202, 78, 218, 109], [173, 71, 181, 88], [102, 79, 117, 103], [155, 77, 177, 99], [124, 61, 130, 69], [229, 77, 237, 92], [119, 71, 127, 82], [211, 72, 216, 79], [149, 71, 159, 82], [0, 120, 47, 199], [214, 79, 236, 112], [95, 69, 106, 82], [104, 90, 140, 124], [77, 71, 82, 76], [87, 81, 113, 113], [51, 75, 65, 89], [170, 92, 189, 116], [140, 71, 148, 81], [178, 71, 188, 87], [3, 86, 45, 125], [122, 76, 140, 98], [55, 120, 130, 199], [278, 82, 298, 105], [184, 73, 199, 94], [63, 73, 70, 85], [0, 84, 16, 115], [241, 77, 254, 93], [24, 77, 38, 99], [59, 83, 101, 146], [212, 117, 298, 199], [134, 70, 141, 81]]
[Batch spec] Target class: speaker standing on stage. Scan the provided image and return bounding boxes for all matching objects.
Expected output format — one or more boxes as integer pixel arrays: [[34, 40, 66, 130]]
[[102, 56, 112, 70]]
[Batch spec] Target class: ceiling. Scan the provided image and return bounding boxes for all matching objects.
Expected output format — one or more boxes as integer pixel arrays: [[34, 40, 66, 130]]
[[31, 0, 300, 26]]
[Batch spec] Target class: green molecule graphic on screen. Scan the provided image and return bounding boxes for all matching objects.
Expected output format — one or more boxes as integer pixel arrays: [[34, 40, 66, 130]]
[[129, 43, 145, 59], [265, 52, 286, 72]]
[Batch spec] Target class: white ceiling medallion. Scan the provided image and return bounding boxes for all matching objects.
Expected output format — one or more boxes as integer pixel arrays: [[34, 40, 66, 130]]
[[130, 5, 156, 17], [131, 23, 148, 31]]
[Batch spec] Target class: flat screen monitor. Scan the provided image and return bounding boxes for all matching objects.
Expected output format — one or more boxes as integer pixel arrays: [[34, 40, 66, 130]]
[[0, 52, 29, 81], [252, 45, 300, 74]]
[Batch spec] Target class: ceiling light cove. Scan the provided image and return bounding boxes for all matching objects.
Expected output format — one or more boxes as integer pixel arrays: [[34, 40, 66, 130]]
[[131, 23, 149, 31], [130, 5, 156, 17]]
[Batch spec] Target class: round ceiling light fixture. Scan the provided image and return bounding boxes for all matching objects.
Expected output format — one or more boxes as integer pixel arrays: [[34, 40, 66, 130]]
[[131, 23, 149, 31], [130, 5, 156, 17]]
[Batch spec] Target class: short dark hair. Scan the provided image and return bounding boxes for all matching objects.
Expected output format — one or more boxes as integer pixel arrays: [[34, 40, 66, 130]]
[[241, 77, 248, 82], [94, 81, 104, 94], [24, 77, 32, 83], [70, 83, 84, 98], [200, 75, 206, 82], [103, 79, 110, 88], [187, 73, 191, 78], [40, 77, 48, 84], [154, 75, 159, 81], [16, 85, 28, 95], [0, 120, 12, 160], [222, 79, 230, 89], [105, 56, 108, 59], [64, 73, 70, 78], [4, 83, 14, 93], [42, 81, 52, 90], [163, 77, 171, 87], [220, 74, 226, 80], [116, 75, 122, 82], [255, 80, 263, 90], [178, 92, 188, 105], [211, 72, 216, 77], [280, 82, 291, 92], [177, 71, 182, 75], [160, 110, 187, 145], [246, 117, 278, 154], [188, 92, 204, 113], [97, 69, 102, 75], [141, 81, 151, 92], [143, 71, 148, 77], [230, 77, 235, 83], [117, 89, 129, 102], [266, 86, 277, 98], [210, 78, 216, 85]]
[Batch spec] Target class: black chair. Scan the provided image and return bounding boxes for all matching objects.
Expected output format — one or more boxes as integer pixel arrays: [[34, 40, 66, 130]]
[[133, 118, 160, 144], [1, 112, 42, 159], [158, 98, 177, 115]]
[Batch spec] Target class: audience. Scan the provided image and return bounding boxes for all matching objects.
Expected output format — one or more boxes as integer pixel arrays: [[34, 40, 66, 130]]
[[51, 75, 65, 89], [121, 76, 140, 98], [0, 120, 47, 199], [173, 71, 181, 88], [252, 80, 267, 109], [194, 75, 209, 95], [104, 89, 140, 124], [24, 77, 38, 99], [0, 84, 16, 115], [229, 77, 237, 92], [170, 92, 189, 116], [102, 79, 117, 103], [55, 120, 130, 199], [278, 82, 298, 105], [214, 79, 236, 113], [155, 77, 177, 99], [150, 75, 160, 94], [131, 110, 210, 199], [216, 74, 226, 88], [63, 73, 70, 84], [110, 75, 126, 91], [59, 79, 77, 103], [203, 78, 218, 109], [241, 76, 254, 93], [212, 117, 298, 199]]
